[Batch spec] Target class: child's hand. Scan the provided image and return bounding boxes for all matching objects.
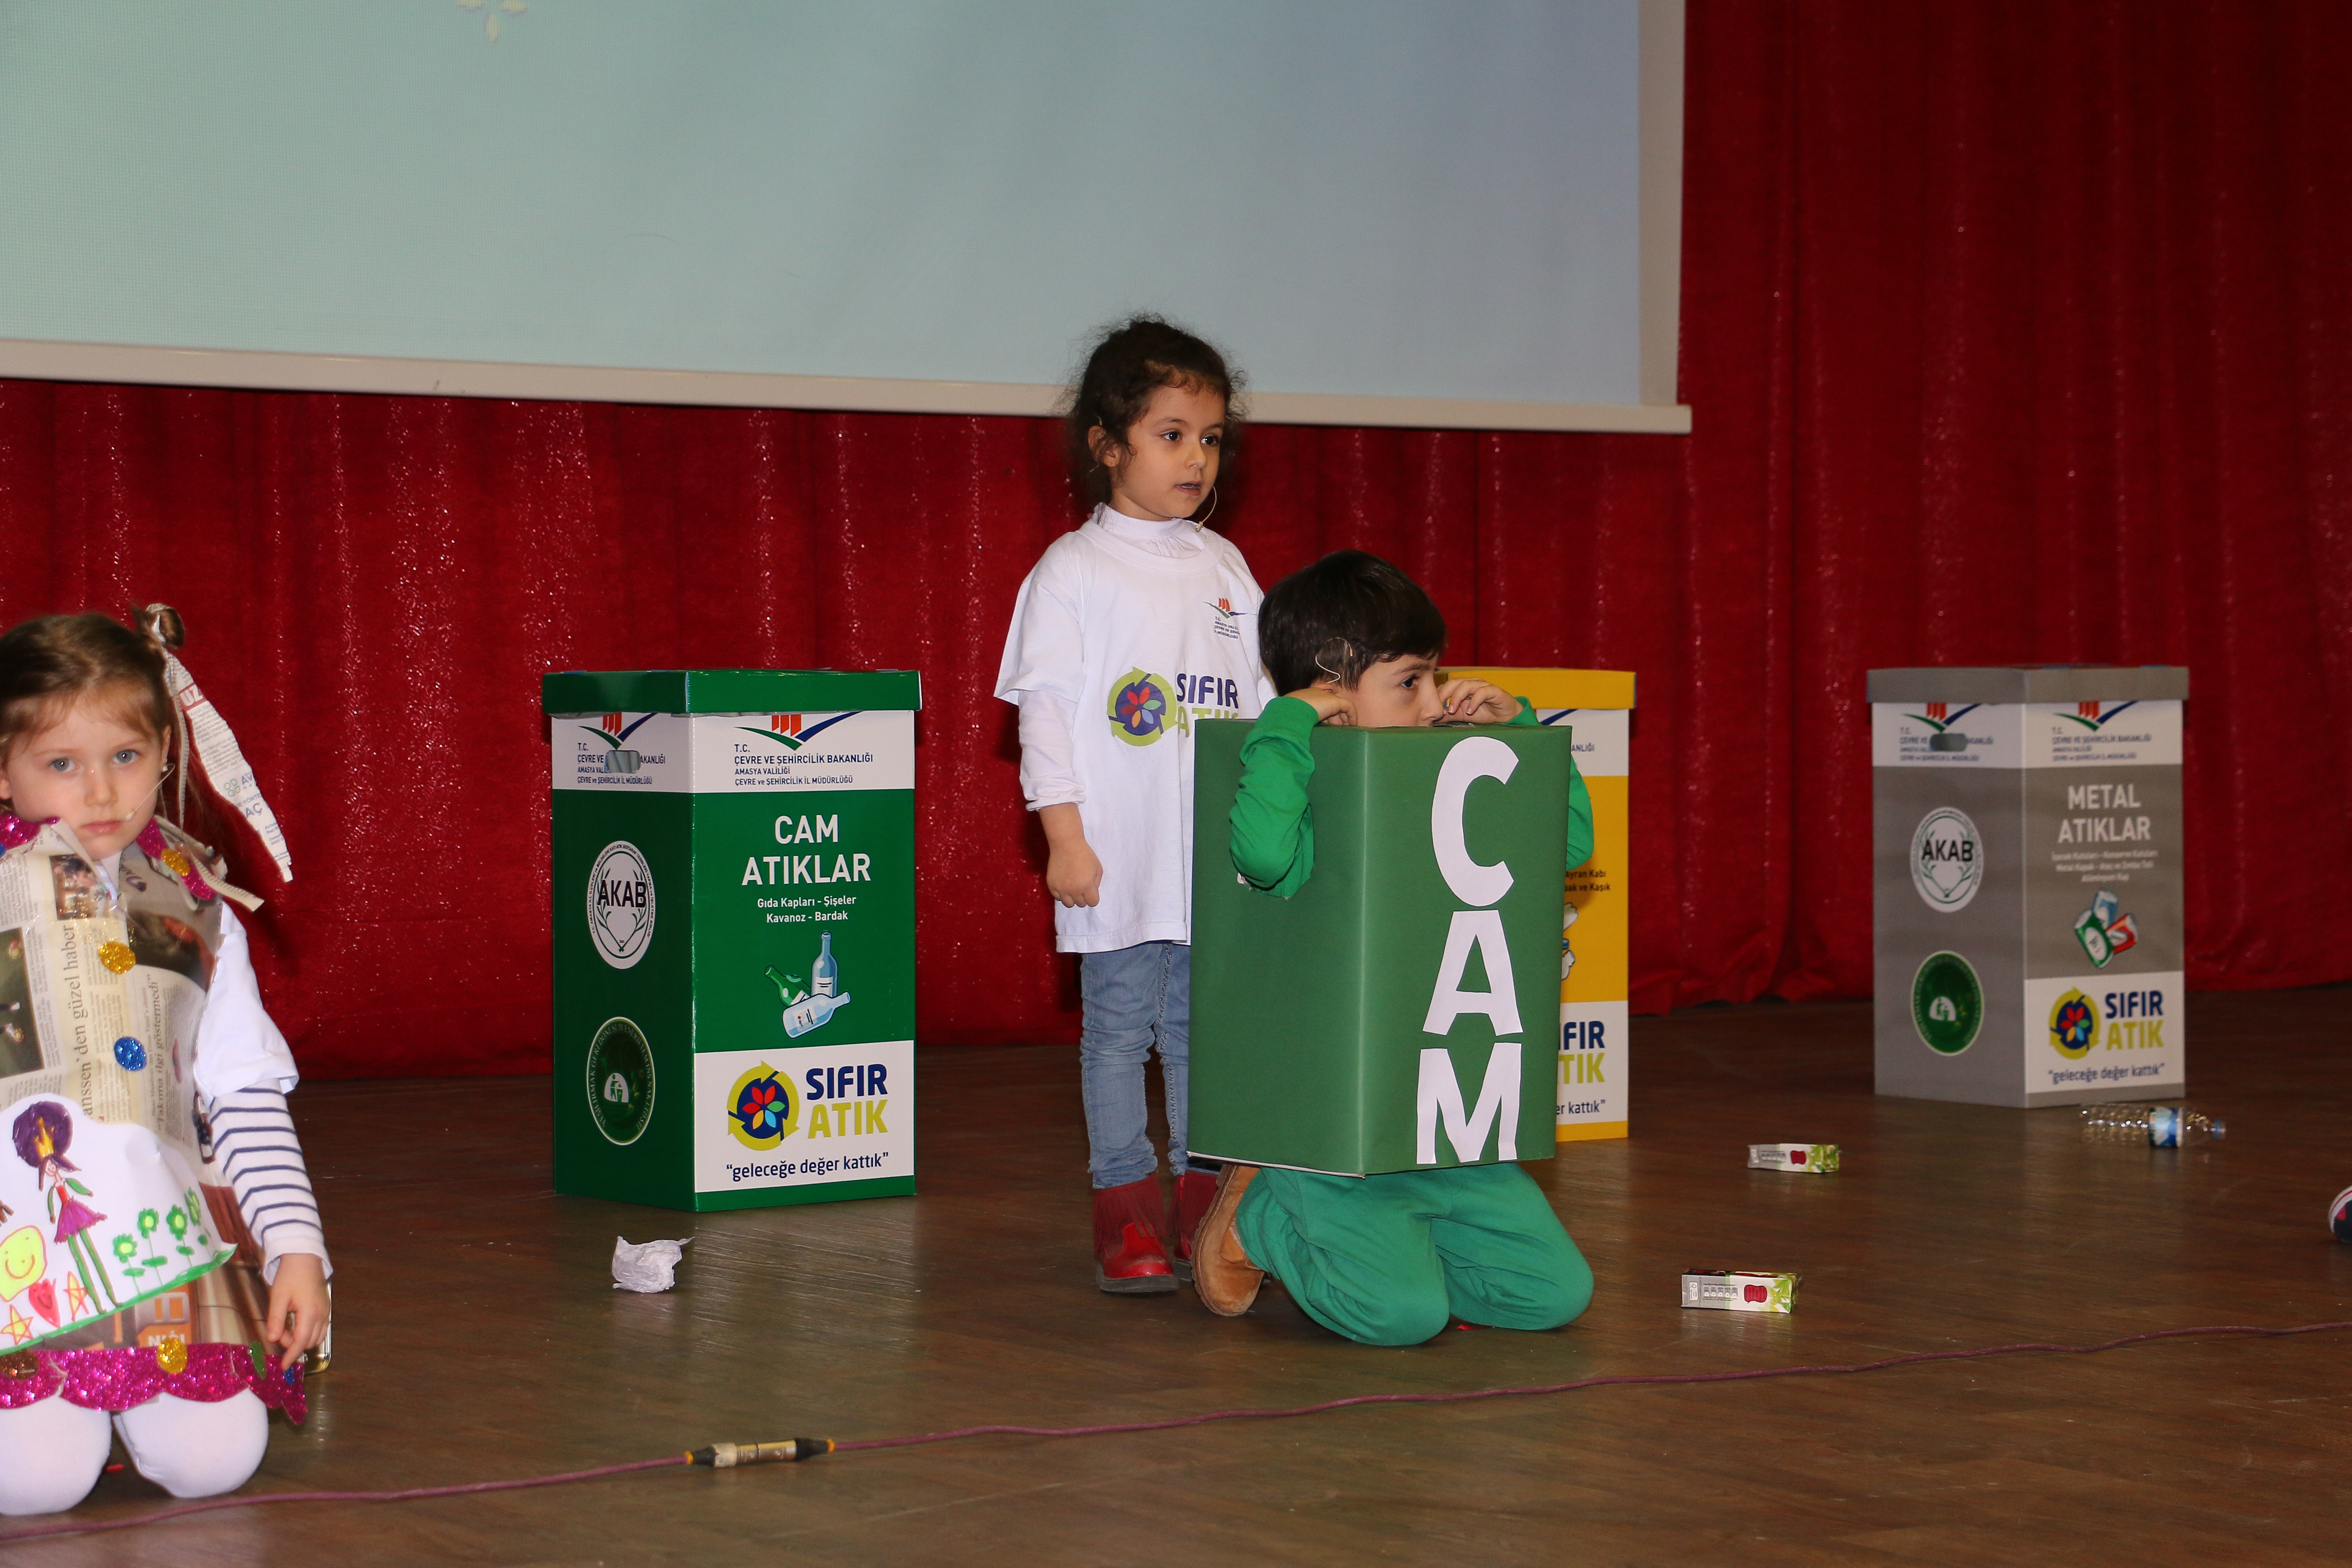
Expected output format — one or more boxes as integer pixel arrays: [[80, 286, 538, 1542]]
[[1038, 804, 1103, 908], [1435, 678, 1518, 725], [1285, 687, 1357, 726], [265, 1253, 331, 1373], [1046, 838, 1103, 907]]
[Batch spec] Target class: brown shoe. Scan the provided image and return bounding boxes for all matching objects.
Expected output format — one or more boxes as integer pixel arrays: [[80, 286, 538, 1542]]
[[1191, 1164, 1264, 1317]]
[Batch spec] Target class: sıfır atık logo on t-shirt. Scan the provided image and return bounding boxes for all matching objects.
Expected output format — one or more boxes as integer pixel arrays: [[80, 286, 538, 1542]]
[[588, 840, 656, 968], [1106, 669, 1175, 746]]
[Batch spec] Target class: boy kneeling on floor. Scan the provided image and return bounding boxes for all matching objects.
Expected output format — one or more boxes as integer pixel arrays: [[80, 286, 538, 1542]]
[[1191, 550, 1597, 1347]]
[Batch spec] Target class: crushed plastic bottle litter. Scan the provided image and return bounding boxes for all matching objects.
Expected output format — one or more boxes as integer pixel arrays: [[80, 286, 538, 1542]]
[[2079, 1102, 2226, 1147]]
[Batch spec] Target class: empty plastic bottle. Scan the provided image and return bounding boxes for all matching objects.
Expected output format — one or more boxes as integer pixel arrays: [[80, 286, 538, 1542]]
[[2079, 1102, 2226, 1146]]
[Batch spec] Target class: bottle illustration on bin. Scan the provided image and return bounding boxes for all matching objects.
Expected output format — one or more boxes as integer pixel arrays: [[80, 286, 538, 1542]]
[[765, 933, 851, 1038]]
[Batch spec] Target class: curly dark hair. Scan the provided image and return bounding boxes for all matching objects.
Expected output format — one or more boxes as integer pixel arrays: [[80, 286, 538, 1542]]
[[1258, 551, 1449, 695], [1064, 315, 1244, 505]]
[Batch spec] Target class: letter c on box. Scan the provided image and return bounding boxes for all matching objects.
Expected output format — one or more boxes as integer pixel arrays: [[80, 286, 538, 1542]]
[[1430, 736, 1517, 906]]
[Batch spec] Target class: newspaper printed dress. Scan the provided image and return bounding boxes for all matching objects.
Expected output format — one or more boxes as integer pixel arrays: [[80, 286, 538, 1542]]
[[0, 819, 304, 1420]]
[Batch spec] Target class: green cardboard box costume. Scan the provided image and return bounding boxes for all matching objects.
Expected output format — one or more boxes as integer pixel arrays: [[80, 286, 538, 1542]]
[[1188, 699, 1594, 1345]]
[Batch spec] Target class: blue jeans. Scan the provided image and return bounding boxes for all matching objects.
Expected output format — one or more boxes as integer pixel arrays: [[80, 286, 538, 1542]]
[[1080, 941, 1201, 1190]]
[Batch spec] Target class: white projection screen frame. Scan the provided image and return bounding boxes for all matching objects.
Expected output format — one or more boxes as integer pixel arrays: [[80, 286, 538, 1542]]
[[0, 2, 1687, 434]]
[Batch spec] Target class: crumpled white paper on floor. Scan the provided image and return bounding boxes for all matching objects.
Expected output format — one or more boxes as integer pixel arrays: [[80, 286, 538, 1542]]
[[612, 1235, 691, 1292]]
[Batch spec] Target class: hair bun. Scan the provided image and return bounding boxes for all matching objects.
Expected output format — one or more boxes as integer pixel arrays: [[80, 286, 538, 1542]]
[[136, 604, 186, 652]]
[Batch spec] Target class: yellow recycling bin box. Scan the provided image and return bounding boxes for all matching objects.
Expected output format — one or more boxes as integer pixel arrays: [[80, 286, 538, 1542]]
[[1446, 668, 1634, 1141]]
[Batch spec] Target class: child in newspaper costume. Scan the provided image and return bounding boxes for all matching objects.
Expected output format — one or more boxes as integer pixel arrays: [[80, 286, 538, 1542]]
[[0, 607, 324, 1516]]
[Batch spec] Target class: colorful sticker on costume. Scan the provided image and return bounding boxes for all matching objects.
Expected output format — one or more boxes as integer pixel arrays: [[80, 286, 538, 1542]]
[[0, 1097, 227, 1351]]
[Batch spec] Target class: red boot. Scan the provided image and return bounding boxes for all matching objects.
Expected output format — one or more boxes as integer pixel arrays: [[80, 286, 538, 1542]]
[[1093, 1176, 1177, 1294], [1168, 1169, 1219, 1283]]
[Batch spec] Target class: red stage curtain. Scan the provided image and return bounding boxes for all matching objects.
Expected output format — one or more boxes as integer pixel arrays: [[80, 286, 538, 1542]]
[[0, 0, 2346, 1076]]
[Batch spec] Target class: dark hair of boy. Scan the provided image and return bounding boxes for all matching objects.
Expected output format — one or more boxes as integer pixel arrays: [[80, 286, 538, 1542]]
[[1257, 550, 1449, 695], [1064, 315, 1244, 505]]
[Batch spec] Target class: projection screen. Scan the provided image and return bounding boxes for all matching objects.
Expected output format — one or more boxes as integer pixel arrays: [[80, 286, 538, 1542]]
[[0, 1, 1687, 432]]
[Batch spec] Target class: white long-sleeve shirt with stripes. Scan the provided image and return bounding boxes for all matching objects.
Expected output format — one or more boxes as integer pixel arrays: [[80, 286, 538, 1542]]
[[192, 903, 329, 1282], [208, 1084, 328, 1281]]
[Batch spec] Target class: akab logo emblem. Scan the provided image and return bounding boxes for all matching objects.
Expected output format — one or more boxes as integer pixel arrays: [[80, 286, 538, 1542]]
[[1106, 670, 1176, 746], [586, 841, 655, 969], [727, 1061, 799, 1151], [738, 712, 861, 750], [1207, 597, 1243, 640], [582, 711, 656, 774], [1910, 807, 1984, 913]]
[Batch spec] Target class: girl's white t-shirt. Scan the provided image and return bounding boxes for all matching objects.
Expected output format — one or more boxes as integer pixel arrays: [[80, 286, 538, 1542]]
[[996, 505, 1274, 952]]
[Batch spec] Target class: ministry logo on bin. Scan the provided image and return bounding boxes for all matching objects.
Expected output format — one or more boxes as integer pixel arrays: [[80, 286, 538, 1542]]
[[1910, 807, 1984, 912], [582, 712, 656, 777], [587, 840, 657, 969], [1905, 701, 1980, 752], [2058, 700, 2138, 731], [736, 712, 860, 750]]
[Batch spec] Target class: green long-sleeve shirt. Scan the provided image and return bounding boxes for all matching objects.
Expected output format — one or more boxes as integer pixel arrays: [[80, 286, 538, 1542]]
[[1229, 695, 1595, 897]]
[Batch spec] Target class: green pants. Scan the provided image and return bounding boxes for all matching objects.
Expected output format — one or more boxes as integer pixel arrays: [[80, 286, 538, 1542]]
[[1235, 1163, 1592, 1347]]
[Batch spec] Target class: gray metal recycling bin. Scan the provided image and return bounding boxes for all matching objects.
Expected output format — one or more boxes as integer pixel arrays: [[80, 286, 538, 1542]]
[[1870, 667, 2188, 1107]]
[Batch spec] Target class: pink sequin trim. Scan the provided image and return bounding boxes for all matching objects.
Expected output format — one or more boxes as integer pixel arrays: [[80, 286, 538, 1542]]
[[0, 813, 38, 849], [136, 820, 168, 858], [0, 1344, 306, 1424]]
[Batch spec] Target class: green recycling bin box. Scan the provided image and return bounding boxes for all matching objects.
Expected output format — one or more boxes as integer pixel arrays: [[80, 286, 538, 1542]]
[[1188, 720, 1571, 1176], [543, 669, 920, 1211]]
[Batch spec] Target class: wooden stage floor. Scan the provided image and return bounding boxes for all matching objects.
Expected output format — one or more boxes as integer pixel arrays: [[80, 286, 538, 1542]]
[[12, 989, 2352, 1565]]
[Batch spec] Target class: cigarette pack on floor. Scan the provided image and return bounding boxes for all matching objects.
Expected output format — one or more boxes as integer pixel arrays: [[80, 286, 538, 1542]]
[[1681, 1270, 1800, 1313], [1748, 1142, 1840, 1173]]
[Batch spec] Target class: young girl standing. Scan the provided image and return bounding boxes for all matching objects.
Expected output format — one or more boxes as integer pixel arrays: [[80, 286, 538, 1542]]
[[997, 318, 1274, 1292], [0, 608, 328, 1516]]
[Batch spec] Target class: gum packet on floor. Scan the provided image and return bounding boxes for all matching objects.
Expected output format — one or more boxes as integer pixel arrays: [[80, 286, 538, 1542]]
[[1681, 1269, 1799, 1313], [1749, 1143, 1840, 1173]]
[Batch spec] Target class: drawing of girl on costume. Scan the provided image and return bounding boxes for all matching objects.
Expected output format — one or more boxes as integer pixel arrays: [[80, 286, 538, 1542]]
[[12, 1102, 115, 1309]]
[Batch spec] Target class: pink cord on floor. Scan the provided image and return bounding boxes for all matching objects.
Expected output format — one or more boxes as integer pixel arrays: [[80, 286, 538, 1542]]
[[6, 1318, 2346, 1543], [831, 1318, 2352, 1451]]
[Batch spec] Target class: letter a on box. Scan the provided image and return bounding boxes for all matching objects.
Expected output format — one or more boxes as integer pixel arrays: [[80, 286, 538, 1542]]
[[1424, 909, 1522, 1037]]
